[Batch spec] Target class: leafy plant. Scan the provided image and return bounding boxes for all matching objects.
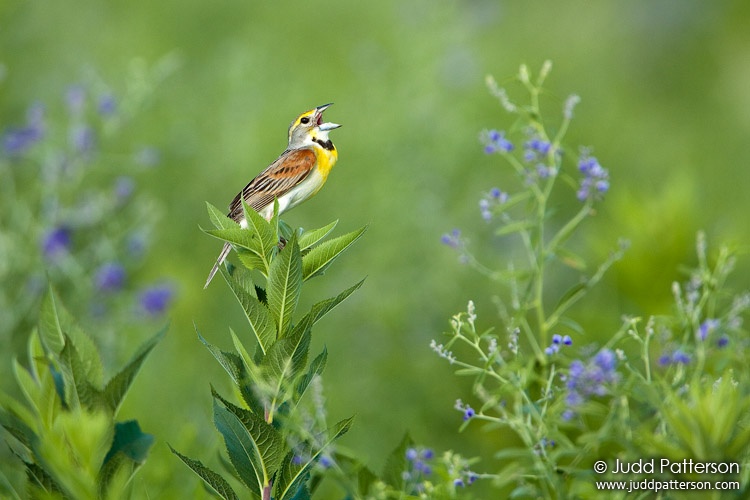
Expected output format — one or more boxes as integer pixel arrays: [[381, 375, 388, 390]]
[[0, 288, 163, 499], [171, 200, 366, 500], [435, 62, 750, 498]]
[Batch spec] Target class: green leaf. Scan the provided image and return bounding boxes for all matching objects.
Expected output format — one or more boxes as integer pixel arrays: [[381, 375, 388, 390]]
[[220, 266, 276, 354], [273, 417, 354, 500], [170, 445, 240, 500], [302, 226, 367, 281], [295, 348, 327, 403], [298, 220, 338, 251], [358, 466, 378, 497], [197, 328, 245, 385], [290, 279, 365, 341], [103, 326, 165, 414], [242, 197, 278, 274], [213, 397, 276, 496], [59, 334, 103, 411], [212, 388, 284, 473], [267, 233, 302, 338], [12, 359, 41, 416], [206, 201, 240, 230], [104, 420, 154, 464], [554, 246, 587, 271], [39, 287, 103, 386], [382, 433, 413, 490], [261, 329, 311, 399]]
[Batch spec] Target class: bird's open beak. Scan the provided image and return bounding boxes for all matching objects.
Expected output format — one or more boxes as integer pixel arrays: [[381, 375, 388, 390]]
[[315, 103, 341, 131]]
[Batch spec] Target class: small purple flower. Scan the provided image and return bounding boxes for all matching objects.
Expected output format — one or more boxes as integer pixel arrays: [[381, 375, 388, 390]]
[[421, 449, 434, 460], [564, 349, 619, 418], [41, 226, 72, 259], [463, 407, 475, 421], [552, 334, 562, 344], [441, 228, 462, 249], [95, 263, 126, 292], [672, 350, 690, 365], [3, 102, 46, 156], [319, 455, 333, 469], [139, 284, 174, 315], [454, 478, 465, 488], [717, 336, 729, 348], [482, 129, 514, 154], [98, 94, 117, 115], [70, 125, 96, 155], [697, 319, 719, 341], [115, 176, 135, 202], [577, 152, 609, 202], [406, 448, 418, 461], [292, 455, 305, 465], [562, 335, 572, 346]]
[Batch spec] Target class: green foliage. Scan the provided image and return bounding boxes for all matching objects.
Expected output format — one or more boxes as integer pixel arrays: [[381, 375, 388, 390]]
[[0, 288, 162, 499], [433, 63, 750, 498], [173, 205, 365, 498]]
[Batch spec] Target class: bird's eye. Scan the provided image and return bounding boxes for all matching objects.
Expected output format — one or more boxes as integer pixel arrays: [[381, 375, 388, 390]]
[[300, 117, 310, 124]]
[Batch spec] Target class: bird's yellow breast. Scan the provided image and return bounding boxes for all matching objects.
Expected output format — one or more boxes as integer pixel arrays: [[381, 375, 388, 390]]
[[313, 143, 338, 182]]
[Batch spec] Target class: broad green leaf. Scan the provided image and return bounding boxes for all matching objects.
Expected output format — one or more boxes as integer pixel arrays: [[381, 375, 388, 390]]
[[261, 329, 311, 398], [197, 329, 245, 385], [273, 417, 353, 500], [38, 286, 65, 354], [170, 445, 239, 500], [358, 466, 378, 497], [242, 198, 278, 274], [382, 433, 413, 490], [213, 398, 272, 495], [290, 279, 365, 341], [267, 234, 302, 338], [204, 227, 262, 252], [59, 335, 102, 411], [302, 226, 367, 281], [212, 388, 284, 474], [12, 359, 41, 416], [39, 288, 103, 386], [294, 348, 327, 404], [103, 326, 165, 414], [298, 220, 338, 251], [206, 201, 239, 230], [221, 266, 276, 353]]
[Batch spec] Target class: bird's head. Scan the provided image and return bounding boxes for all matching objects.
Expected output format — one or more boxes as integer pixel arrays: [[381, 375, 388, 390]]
[[288, 103, 341, 148]]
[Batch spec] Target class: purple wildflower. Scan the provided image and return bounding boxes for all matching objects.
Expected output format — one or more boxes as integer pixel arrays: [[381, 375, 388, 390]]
[[95, 263, 126, 292], [564, 349, 619, 417], [139, 284, 174, 315], [98, 94, 117, 115], [717, 336, 729, 348], [440, 228, 462, 249], [115, 176, 135, 203], [3, 103, 45, 156], [41, 226, 72, 259], [697, 319, 719, 341], [482, 129, 514, 154], [406, 448, 418, 461], [577, 152, 609, 202], [454, 478, 465, 488], [672, 350, 690, 364], [70, 125, 96, 155]]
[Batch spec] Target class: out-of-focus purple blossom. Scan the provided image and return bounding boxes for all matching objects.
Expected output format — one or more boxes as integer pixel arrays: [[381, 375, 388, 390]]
[[545, 334, 572, 356], [70, 125, 96, 155], [717, 336, 729, 348], [3, 103, 46, 156], [139, 284, 174, 315], [115, 176, 135, 203], [95, 262, 126, 292], [318, 455, 333, 469], [478, 187, 508, 221], [697, 318, 719, 341], [671, 350, 691, 365], [41, 226, 72, 259], [66, 85, 87, 115], [564, 349, 619, 418], [481, 129, 514, 154], [577, 152, 609, 202], [440, 228, 462, 249], [98, 94, 117, 115]]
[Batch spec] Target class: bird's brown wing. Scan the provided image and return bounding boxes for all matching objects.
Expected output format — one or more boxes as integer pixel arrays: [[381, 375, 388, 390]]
[[227, 148, 316, 222]]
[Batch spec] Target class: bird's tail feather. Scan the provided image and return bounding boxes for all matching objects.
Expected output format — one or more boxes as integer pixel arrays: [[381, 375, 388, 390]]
[[204, 242, 232, 289]]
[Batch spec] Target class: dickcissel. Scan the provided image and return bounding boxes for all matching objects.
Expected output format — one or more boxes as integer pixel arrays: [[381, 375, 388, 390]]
[[204, 103, 341, 288]]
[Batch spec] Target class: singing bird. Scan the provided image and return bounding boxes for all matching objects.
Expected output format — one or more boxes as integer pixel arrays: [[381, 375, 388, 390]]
[[204, 103, 341, 288]]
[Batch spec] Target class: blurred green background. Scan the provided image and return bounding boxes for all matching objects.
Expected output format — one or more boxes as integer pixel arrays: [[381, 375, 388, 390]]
[[2, 0, 749, 497]]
